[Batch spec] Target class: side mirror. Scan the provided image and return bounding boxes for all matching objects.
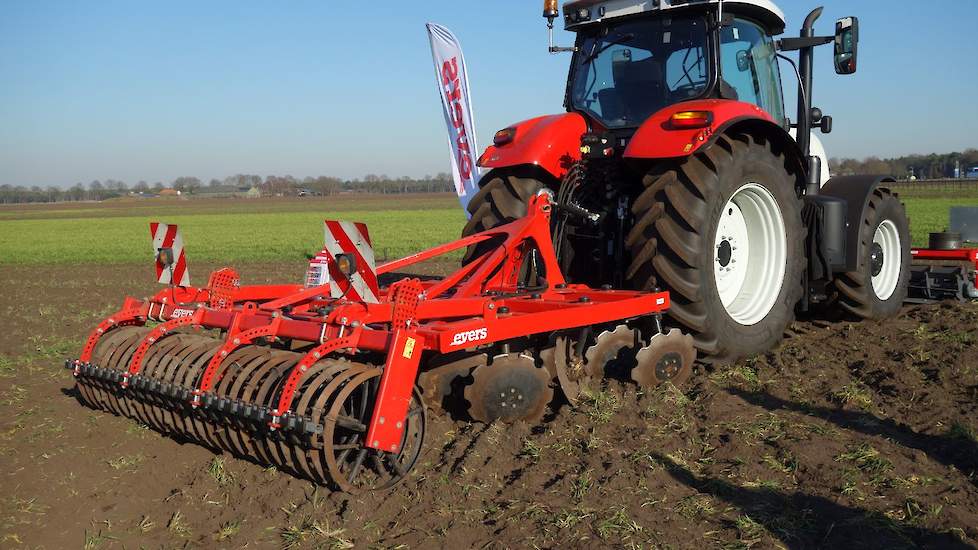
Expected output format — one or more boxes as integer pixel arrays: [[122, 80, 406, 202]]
[[612, 49, 632, 63], [736, 50, 751, 72], [834, 16, 859, 75]]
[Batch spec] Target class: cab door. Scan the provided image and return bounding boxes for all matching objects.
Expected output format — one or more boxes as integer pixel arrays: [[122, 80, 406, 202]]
[[719, 18, 786, 126]]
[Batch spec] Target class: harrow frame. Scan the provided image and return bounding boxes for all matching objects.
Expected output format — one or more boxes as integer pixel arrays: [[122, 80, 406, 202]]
[[68, 194, 671, 458]]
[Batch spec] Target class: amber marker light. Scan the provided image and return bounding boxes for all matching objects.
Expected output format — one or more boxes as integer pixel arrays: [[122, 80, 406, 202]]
[[493, 127, 516, 146], [669, 111, 714, 130], [543, 0, 559, 19]]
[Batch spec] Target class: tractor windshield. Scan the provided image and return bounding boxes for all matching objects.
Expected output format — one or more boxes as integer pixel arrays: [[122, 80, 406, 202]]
[[569, 15, 711, 129]]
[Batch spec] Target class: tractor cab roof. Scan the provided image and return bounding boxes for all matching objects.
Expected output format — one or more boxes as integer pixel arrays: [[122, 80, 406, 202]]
[[563, 0, 786, 36]]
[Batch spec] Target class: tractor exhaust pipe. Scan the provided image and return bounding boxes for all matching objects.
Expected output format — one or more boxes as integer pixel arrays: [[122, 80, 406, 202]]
[[796, 7, 824, 195], [795, 7, 822, 163]]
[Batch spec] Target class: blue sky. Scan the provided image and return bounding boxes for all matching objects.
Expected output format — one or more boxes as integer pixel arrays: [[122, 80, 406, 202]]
[[1, 0, 975, 188]]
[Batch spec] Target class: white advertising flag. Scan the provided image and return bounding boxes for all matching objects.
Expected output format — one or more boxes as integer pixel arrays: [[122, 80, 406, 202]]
[[427, 23, 480, 215]]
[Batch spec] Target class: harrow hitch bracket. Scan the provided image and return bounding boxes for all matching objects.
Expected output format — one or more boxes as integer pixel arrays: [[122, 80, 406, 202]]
[[366, 279, 425, 452], [194, 315, 286, 406], [78, 300, 148, 363], [125, 309, 205, 385], [270, 327, 364, 430]]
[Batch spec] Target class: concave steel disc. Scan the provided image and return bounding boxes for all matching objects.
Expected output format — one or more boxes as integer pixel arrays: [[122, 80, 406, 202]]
[[464, 354, 553, 423], [631, 329, 696, 387]]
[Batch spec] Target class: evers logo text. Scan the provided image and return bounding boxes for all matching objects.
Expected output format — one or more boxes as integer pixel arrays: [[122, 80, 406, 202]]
[[450, 328, 488, 348]]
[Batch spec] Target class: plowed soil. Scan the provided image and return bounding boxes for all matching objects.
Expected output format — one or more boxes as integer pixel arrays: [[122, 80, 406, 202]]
[[1, 263, 977, 549]]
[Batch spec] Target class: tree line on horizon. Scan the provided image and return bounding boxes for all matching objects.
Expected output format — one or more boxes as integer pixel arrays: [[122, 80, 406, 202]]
[[830, 148, 978, 180], [2, 148, 977, 205], [0, 172, 457, 204]]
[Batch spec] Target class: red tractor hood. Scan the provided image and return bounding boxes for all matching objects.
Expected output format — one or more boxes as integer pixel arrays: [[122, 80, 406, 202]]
[[477, 113, 586, 181], [477, 101, 776, 180]]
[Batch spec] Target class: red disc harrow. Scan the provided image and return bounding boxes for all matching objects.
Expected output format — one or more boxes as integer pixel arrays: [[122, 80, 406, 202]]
[[66, 193, 693, 492]]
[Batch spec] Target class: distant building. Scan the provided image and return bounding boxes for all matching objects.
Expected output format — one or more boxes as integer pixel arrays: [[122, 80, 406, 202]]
[[190, 185, 263, 199], [158, 188, 181, 197], [196, 185, 238, 197]]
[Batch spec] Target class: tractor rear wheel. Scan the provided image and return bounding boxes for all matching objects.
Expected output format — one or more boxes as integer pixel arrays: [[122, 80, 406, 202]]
[[461, 172, 544, 263], [626, 133, 805, 364], [833, 188, 911, 319]]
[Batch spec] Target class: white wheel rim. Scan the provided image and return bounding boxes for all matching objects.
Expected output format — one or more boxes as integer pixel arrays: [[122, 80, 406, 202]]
[[713, 183, 787, 326], [871, 219, 901, 300]]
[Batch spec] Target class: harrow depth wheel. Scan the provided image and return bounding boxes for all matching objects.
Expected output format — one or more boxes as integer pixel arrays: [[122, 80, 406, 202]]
[[288, 359, 354, 483], [321, 368, 427, 493]]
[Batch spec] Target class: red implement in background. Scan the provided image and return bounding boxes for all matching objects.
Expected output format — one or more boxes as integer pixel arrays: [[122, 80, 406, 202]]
[[909, 247, 978, 302]]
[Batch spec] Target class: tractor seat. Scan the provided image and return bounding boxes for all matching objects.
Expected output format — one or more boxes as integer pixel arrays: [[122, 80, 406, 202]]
[[610, 56, 665, 123]]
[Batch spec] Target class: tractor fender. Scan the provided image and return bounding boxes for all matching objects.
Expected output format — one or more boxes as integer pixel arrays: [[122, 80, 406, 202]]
[[623, 99, 777, 159], [625, 100, 808, 190], [820, 175, 897, 271], [477, 113, 586, 181]]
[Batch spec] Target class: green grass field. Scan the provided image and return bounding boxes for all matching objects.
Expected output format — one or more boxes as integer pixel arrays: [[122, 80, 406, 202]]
[[0, 192, 975, 266], [0, 195, 466, 265], [903, 197, 978, 246]]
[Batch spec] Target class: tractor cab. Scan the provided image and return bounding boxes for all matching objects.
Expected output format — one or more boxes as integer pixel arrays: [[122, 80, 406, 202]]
[[470, 1, 905, 368], [560, 0, 788, 133]]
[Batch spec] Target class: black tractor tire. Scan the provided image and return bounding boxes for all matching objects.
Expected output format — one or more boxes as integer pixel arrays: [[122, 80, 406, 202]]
[[833, 188, 911, 319], [626, 133, 805, 364], [461, 172, 544, 263]]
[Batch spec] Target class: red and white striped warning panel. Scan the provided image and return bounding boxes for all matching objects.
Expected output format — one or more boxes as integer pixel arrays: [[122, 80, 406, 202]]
[[149, 222, 191, 287], [322, 220, 379, 303]]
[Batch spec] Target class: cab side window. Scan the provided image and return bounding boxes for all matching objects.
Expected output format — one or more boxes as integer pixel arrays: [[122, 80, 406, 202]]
[[720, 18, 785, 124]]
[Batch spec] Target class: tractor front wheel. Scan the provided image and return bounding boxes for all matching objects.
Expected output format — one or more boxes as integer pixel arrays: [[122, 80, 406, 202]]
[[461, 172, 544, 263], [833, 188, 911, 319], [626, 133, 805, 364]]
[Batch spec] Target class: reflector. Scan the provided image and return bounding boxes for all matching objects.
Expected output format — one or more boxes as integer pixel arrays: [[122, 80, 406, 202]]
[[335, 253, 357, 277]]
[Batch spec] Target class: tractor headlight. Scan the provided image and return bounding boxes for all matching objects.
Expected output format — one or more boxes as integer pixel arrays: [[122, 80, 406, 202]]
[[572, 7, 591, 22]]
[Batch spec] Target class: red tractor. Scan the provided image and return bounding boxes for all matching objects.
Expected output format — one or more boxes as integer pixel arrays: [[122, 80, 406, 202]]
[[465, 0, 911, 364]]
